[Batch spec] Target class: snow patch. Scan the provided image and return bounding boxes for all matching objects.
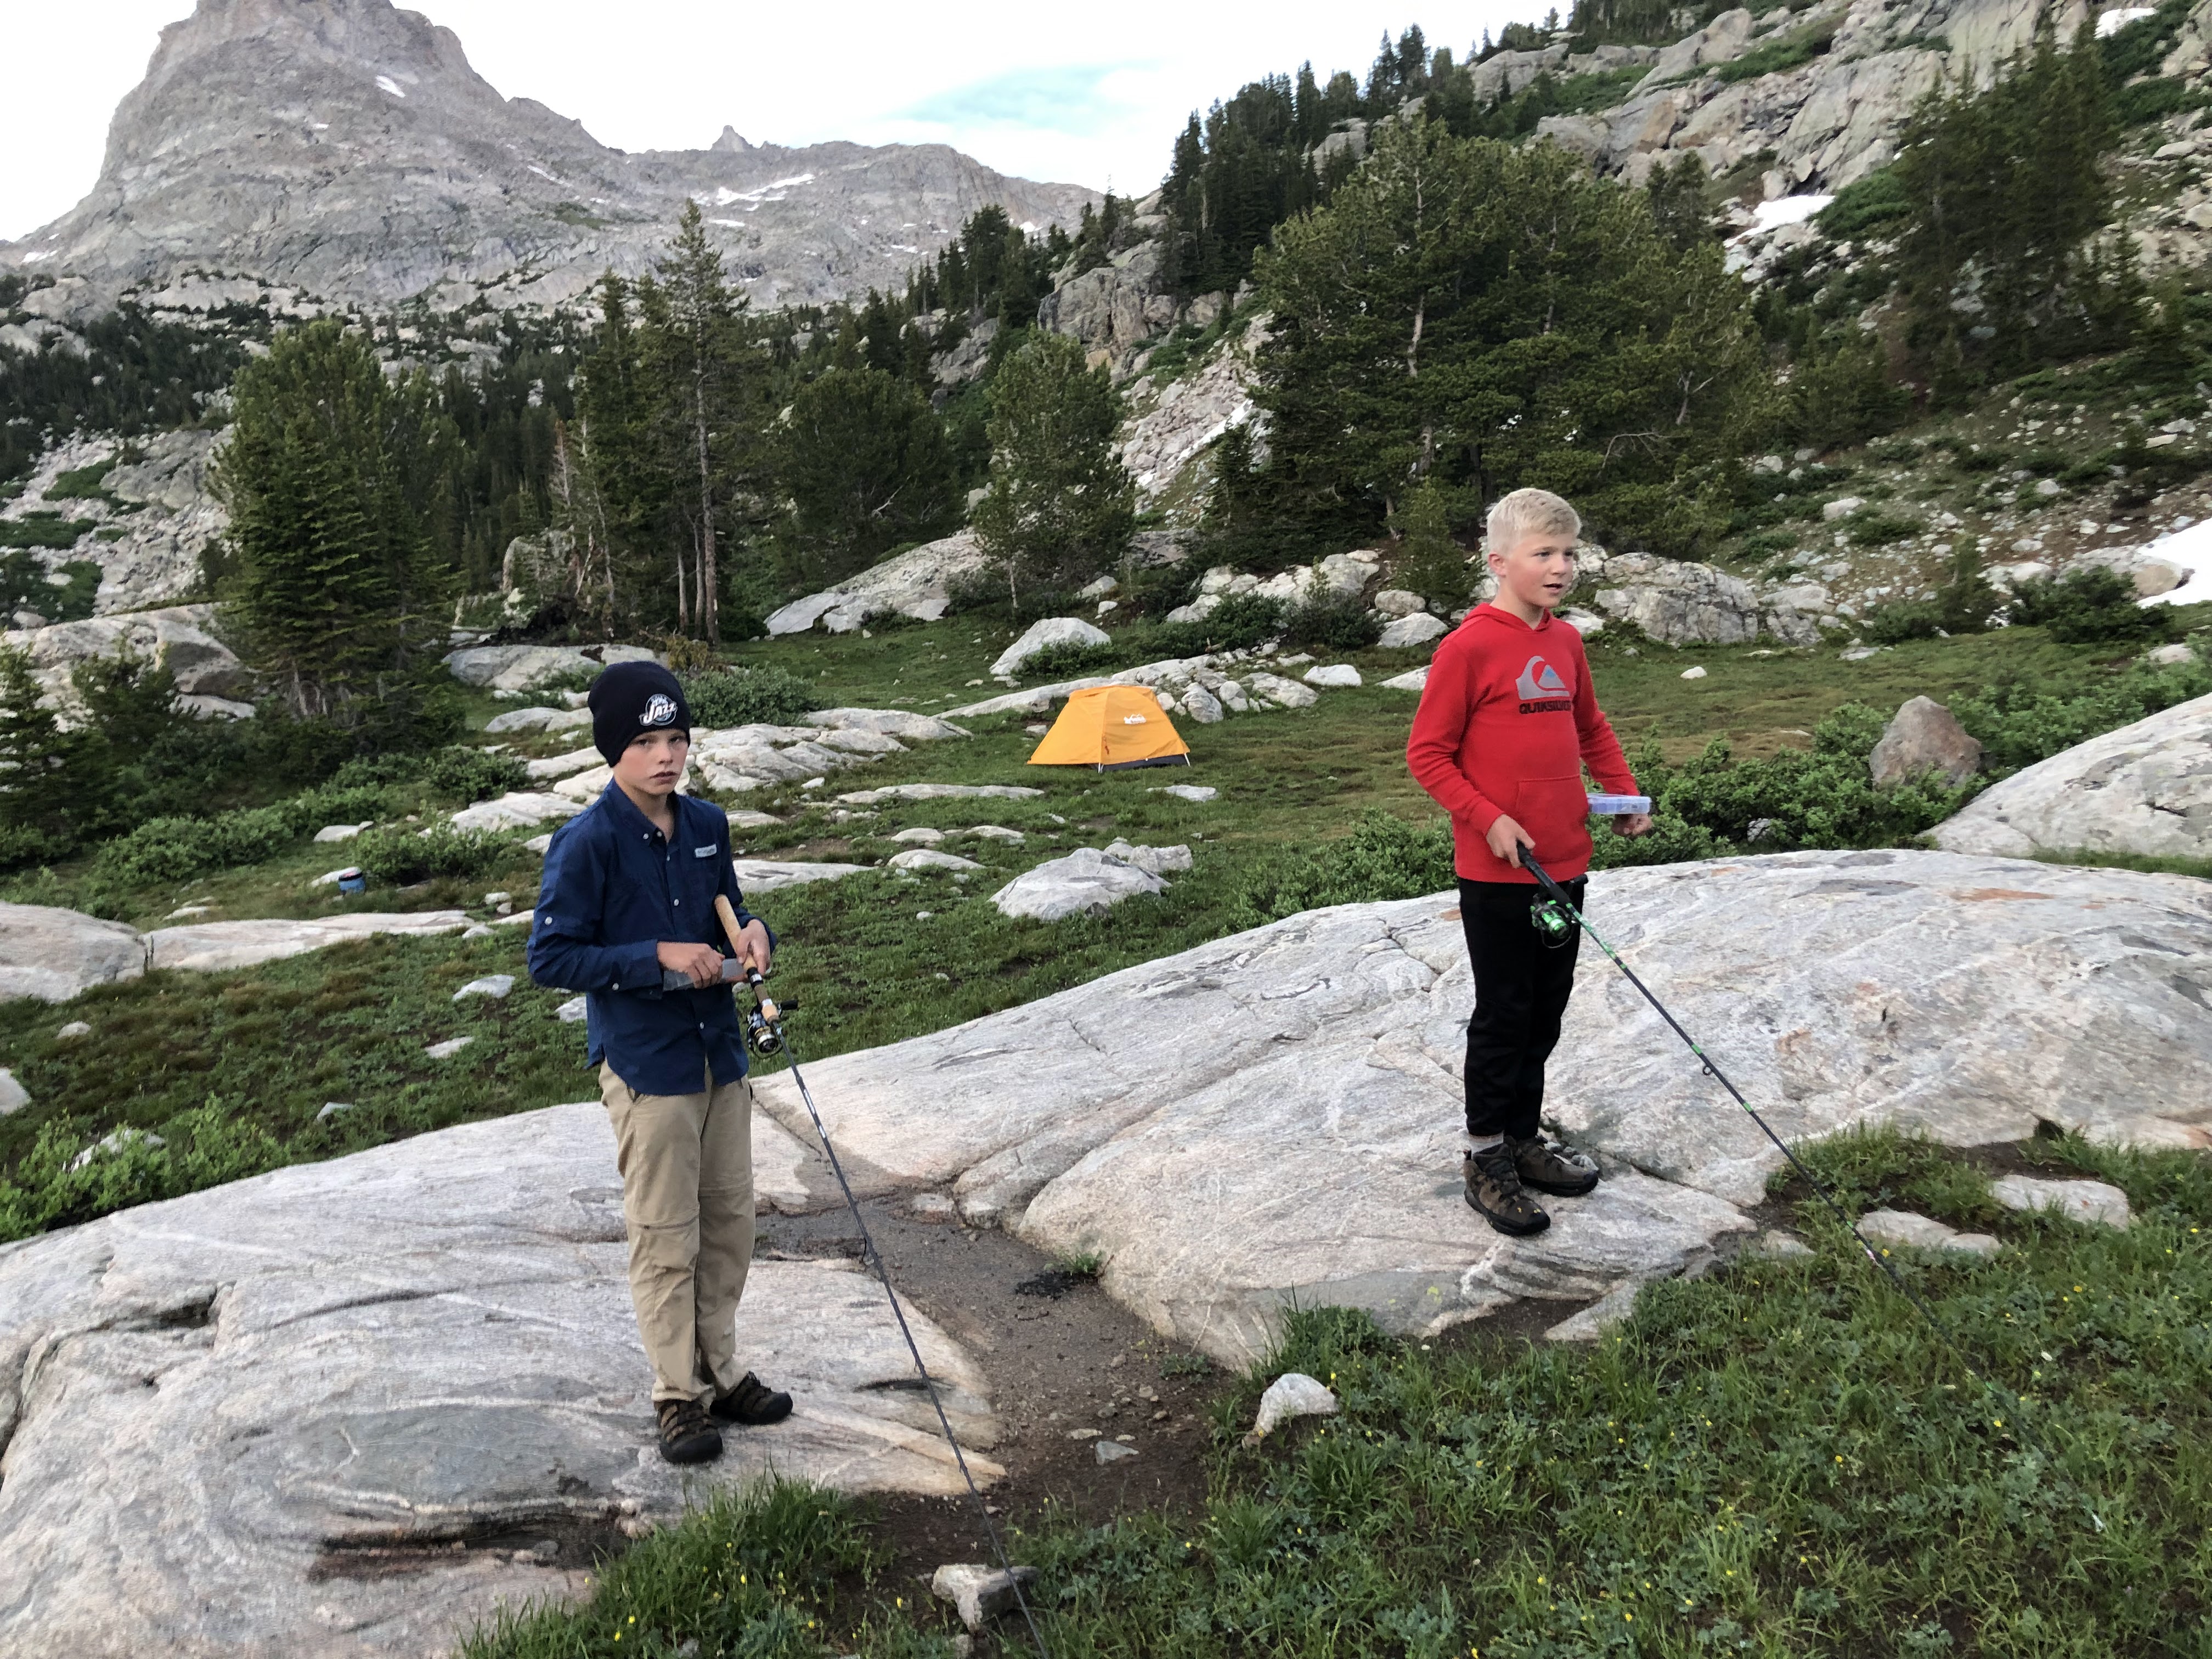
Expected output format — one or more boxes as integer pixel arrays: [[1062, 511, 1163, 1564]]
[[1746, 194, 1833, 235], [2138, 518, 2212, 608], [527, 165, 560, 182], [2097, 6, 2156, 37], [376, 74, 407, 98], [712, 173, 816, 207], [21, 251, 54, 264]]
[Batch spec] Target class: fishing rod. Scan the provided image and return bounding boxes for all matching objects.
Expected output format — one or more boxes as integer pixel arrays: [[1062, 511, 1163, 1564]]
[[1518, 850, 2105, 1533], [697, 896, 1057, 1657]]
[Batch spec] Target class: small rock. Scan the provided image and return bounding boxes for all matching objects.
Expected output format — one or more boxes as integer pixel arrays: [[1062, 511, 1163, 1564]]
[[461, 924, 494, 940], [424, 1036, 476, 1059], [1821, 496, 1864, 521], [1989, 1174, 2132, 1230], [315, 1101, 354, 1121], [1024, 723, 1049, 735], [313, 822, 371, 843], [2146, 641, 2197, 665], [1680, 665, 1707, 680], [1100, 838, 1193, 875], [57, 1021, 91, 1040], [910, 1193, 958, 1217], [2034, 478, 2063, 498], [70, 1127, 163, 1170], [726, 809, 781, 830], [1095, 1440, 1138, 1464], [1544, 1280, 1644, 1342], [454, 975, 515, 1001], [523, 834, 554, 856], [889, 826, 947, 844], [930, 1562, 1041, 1632], [163, 906, 211, 921], [0, 1069, 30, 1117], [964, 825, 1026, 843], [991, 848, 1166, 921], [1746, 1229, 1814, 1259], [1302, 664, 1362, 689], [483, 891, 512, 907], [1245, 672, 1319, 709], [888, 848, 985, 873], [991, 616, 1111, 678], [1152, 783, 1217, 802], [1372, 589, 1429, 617], [555, 995, 588, 1023], [1064, 1427, 1102, 1440], [312, 868, 351, 888], [1869, 696, 1983, 789], [801, 777, 825, 791], [1857, 1208, 1993, 1255], [1242, 1372, 1339, 1446], [916, 911, 934, 921]]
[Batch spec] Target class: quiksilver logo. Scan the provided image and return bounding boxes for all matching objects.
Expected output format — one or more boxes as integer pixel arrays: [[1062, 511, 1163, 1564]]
[[641, 693, 678, 727], [1515, 656, 1567, 699]]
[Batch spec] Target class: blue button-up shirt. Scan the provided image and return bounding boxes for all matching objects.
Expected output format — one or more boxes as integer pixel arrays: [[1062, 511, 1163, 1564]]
[[526, 783, 772, 1095]]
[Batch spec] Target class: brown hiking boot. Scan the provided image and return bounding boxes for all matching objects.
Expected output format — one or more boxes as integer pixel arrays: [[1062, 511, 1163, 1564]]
[[1464, 1145, 1550, 1236], [1508, 1133, 1600, 1198], [656, 1397, 723, 1465], [709, 1372, 793, 1427]]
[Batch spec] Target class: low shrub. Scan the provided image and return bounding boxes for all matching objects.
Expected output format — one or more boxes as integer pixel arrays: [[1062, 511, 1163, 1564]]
[[678, 664, 820, 728], [1231, 811, 1455, 927], [419, 746, 528, 803], [352, 823, 509, 885], [1019, 638, 1124, 680], [1956, 653, 2212, 769], [94, 806, 294, 886], [1144, 592, 1289, 659], [2006, 567, 2174, 644], [0, 1101, 286, 1243], [1847, 510, 1923, 547], [1740, 529, 1801, 558], [1280, 592, 1383, 652]]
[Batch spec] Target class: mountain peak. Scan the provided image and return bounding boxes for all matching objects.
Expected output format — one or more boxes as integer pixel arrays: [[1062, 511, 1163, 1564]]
[[7, 0, 1092, 315]]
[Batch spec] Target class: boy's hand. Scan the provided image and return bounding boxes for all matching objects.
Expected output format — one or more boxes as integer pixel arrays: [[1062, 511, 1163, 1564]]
[[657, 940, 725, 988], [1485, 815, 1535, 868], [731, 918, 773, 978], [1612, 813, 1654, 838]]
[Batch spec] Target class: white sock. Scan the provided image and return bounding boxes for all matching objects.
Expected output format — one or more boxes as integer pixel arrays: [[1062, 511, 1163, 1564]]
[[1465, 1132, 1504, 1155]]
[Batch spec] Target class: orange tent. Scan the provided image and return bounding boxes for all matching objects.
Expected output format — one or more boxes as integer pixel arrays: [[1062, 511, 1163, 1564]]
[[1028, 684, 1192, 771]]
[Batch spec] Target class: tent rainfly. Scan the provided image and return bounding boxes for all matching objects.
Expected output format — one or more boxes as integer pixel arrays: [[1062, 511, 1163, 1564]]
[[1027, 684, 1192, 771]]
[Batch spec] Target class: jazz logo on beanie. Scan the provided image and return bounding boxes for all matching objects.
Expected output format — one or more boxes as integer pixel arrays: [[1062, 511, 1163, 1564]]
[[641, 693, 678, 728]]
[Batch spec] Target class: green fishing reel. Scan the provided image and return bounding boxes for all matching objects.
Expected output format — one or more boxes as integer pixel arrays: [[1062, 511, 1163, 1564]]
[[1530, 894, 1576, 945]]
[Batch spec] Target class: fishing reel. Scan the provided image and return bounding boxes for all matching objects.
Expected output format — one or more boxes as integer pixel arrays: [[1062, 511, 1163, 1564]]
[[1530, 894, 1576, 946], [742, 968, 793, 1057]]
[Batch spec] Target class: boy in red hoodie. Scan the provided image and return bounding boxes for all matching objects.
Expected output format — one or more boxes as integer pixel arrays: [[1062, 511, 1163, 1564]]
[[1406, 488, 1652, 1235]]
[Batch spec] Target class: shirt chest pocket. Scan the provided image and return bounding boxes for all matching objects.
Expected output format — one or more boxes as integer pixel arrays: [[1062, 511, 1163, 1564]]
[[670, 840, 726, 921]]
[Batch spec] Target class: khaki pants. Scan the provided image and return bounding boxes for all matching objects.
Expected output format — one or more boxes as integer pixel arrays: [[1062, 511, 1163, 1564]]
[[600, 1062, 755, 1403]]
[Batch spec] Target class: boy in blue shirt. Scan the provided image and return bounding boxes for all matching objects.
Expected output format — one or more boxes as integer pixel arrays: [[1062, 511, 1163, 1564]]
[[527, 661, 789, 1465]]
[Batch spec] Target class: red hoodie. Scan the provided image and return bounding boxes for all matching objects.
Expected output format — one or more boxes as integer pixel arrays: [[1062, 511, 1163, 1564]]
[[1406, 603, 1637, 884]]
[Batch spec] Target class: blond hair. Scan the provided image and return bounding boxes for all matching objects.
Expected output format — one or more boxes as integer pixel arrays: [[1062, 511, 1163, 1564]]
[[1485, 487, 1581, 554]]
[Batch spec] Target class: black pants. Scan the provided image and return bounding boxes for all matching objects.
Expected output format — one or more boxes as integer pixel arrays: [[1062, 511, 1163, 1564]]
[[1459, 874, 1584, 1141]]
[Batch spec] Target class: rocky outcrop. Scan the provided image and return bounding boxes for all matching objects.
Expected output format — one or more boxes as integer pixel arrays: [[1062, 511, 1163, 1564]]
[[0, 903, 149, 1002], [766, 531, 994, 634], [1587, 549, 1826, 645], [0, 1100, 997, 1657], [440, 641, 661, 695], [991, 616, 1109, 678], [0, 0, 1092, 315], [990, 847, 1168, 921], [1932, 691, 2212, 861], [746, 848, 2211, 1365], [1035, 239, 1180, 368], [144, 911, 472, 972], [1115, 324, 1265, 514], [2, 602, 251, 713], [0, 431, 229, 617]]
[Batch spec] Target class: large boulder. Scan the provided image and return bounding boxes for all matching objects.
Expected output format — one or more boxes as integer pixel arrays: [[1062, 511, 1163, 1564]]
[[991, 616, 1110, 678], [0, 902, 147, 1002], [3, 603, 251, 702], [0, 1102, 998, 1657], [764, 530, 993, 635], [1869, 696, 1984, 788], [1933, 691, 2212, 861], [1590, 552, 1820, 646], [440, 642, 660, 695], [748, 849, 2211, 1367], [989, 848, 1166, 921]]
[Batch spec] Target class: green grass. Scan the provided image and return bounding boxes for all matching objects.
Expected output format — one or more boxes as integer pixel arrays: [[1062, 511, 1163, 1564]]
[[464, 1128, 2212, 1657]]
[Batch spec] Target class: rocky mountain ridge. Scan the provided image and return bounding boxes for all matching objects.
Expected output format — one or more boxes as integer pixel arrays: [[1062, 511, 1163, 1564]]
[[1, 0, 1094, 319]]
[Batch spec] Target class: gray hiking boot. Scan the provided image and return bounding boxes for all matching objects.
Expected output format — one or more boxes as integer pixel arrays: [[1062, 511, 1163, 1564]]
[[656, 1396, 723, 1465], [1508, 1133, 1600, 1197], [1464, 1145, 1550, 1236]]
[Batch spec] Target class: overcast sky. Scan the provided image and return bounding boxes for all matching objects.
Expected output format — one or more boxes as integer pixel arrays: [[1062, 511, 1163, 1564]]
[[1, 0, 1555, 243]]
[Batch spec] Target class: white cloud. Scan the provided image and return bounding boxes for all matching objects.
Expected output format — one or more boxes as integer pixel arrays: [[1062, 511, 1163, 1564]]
[[3, 1, 1553, 244]]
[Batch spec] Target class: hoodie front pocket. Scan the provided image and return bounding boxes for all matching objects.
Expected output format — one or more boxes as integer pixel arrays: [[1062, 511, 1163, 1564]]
[[1511, 776, 1594, 864]]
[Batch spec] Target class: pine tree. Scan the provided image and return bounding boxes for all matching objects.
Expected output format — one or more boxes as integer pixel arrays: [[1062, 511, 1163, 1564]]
[[777, 366, 958, 587], [972, 332, 1135, 615], [1393, 478, 1474, 613], [650, 201, 748, 641], [0, 645, 82, 851], [212, 320, 451, 717]]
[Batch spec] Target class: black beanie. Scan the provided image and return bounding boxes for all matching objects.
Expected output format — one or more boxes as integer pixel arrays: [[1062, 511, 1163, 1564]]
[[589, 660, 692, 766]]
